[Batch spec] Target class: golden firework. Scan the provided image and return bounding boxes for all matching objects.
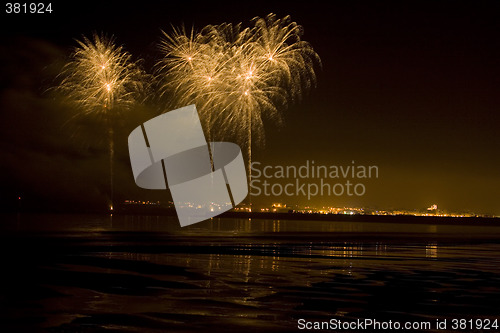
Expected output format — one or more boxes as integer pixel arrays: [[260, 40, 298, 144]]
[[58, 33, 145, 120], [57, 33, 146, 211], [157, 14, 321, 151]]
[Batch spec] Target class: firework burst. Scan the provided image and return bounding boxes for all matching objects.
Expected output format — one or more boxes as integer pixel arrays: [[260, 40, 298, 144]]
[[58, 33, 145, 120], [57, 33, 146, 210], [157, 14, 321, 153]]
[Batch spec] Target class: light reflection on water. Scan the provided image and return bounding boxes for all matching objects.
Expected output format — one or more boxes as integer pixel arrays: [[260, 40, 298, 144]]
[[6, 214, 500, 236], [2, 214, 500, 332]]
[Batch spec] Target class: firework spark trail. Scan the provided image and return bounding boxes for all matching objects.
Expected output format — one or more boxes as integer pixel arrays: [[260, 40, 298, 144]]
[[109, 126, 114, 210], [157, 14, 321, 189], [57, 33, 146, 210]]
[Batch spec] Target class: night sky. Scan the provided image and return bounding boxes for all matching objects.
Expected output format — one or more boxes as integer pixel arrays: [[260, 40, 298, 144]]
[[1, 1, 499, 214]]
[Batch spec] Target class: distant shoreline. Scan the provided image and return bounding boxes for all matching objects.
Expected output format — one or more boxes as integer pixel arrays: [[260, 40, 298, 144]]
[[6, 208, 499, 226], [219, 211, 500, 226], [113, 207, 500, 226]]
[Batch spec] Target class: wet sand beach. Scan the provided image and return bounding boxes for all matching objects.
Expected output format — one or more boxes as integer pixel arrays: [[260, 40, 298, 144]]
[[1, 214, 500, 332]]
